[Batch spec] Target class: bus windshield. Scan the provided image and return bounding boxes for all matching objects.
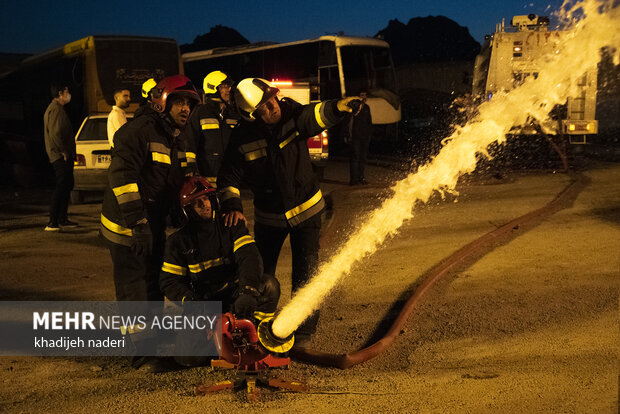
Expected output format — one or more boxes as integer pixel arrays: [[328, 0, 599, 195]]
[[339, 46, 396, 95], [96, 39, 179, 105]]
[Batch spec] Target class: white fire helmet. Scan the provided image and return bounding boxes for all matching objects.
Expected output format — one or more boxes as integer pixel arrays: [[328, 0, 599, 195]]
[[234, 78, 279, 121]]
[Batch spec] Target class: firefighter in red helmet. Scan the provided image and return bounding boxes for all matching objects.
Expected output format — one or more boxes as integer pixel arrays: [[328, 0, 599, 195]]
[[160, 176, 280, 367], [100, 75, 200, 372]]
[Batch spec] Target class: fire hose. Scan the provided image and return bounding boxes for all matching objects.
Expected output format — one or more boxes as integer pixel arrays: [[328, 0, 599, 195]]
[[290, 173, 588, 369]]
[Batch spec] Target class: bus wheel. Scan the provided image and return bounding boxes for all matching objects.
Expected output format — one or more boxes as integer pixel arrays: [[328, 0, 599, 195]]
[[70, 190, 83, 205]]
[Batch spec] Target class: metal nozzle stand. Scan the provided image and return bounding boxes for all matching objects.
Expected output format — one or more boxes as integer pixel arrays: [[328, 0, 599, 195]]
[[195, 312, 307, 402]]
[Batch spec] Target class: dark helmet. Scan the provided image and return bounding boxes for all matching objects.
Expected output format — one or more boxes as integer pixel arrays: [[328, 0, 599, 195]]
[[179, 175, 219, 214], [150, 75, 200, 113]]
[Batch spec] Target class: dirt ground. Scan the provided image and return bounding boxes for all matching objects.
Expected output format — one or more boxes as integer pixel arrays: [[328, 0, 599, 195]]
[[0, 158, 618, 413]]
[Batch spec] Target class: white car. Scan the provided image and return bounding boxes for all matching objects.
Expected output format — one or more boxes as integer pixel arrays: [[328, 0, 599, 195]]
[[72, 113, 132, 203]]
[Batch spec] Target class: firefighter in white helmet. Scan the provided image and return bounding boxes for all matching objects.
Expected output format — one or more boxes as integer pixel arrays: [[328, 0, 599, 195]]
[[181, 70, 238, 184], [218, 77, 360, 348]]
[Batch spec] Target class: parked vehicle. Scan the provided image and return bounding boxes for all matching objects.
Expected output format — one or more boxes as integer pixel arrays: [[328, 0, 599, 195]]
[[71, 114, 133, 203], [0, 35, 182, 187], [472, 14, 597, 144]]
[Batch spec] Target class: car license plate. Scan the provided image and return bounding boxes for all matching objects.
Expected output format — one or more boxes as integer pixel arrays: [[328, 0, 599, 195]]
[[97, 154, 111, 164]]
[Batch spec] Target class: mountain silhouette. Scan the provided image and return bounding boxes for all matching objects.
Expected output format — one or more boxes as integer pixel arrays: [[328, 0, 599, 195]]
[[181, 25, 249, 53], [376, 16, 480, 65]]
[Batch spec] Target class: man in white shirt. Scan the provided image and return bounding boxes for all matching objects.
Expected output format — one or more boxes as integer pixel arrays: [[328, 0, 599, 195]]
[[107, 88, 131, 147]]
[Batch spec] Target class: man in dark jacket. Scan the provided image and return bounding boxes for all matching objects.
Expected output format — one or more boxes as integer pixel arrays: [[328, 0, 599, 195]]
[[182, 71, 238, 184], [344, 91, 373, 185], [217, 78, 358, 346], [43, 82, 77, 231], [100, 75, 200, 372]]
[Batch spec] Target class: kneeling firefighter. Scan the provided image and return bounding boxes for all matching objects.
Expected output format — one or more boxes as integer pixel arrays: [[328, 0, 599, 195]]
[[159, 175, 280, 366]]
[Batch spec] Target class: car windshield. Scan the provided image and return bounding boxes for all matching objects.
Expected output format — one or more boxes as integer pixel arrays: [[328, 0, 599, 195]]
[[76, 118, 107, 142]]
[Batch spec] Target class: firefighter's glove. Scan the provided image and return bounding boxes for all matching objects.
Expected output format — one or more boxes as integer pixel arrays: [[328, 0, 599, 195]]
[[337, 97, 362, 113], [130, 221, 152, 257], [233, 293, 259, 318]]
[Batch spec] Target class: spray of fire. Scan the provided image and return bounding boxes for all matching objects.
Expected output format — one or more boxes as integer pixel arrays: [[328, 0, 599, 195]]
[[271, 0, 620, 339]]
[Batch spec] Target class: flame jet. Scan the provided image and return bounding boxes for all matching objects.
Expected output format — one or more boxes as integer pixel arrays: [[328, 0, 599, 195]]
[[271, 0, 620, 339]]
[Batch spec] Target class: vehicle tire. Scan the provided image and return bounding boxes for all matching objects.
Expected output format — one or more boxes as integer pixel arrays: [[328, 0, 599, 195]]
[[70, 190, 83, 205]]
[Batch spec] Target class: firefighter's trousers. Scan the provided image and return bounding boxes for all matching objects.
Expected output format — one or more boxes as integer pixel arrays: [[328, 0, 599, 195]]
[[254, 213, 321, 337]]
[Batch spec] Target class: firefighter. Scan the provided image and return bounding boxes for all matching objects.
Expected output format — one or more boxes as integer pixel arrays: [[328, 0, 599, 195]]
[[217, 78, 359, 347], [133, 78, 157, 119], [100, 75, 200, 372], [160, 176, 280, 366], [182, 70, 238, 184]]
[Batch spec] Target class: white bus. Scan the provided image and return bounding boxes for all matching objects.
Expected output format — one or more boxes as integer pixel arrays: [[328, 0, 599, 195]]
[[182, 36, 401, 140]]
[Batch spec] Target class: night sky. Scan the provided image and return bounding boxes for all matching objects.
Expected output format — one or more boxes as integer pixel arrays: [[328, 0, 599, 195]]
[[1, 0, 565, 54]]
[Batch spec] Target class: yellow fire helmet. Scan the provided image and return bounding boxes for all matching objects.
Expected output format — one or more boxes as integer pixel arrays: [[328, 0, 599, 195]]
[[203, 70, 232, 95], [141, 78, 157, 99]]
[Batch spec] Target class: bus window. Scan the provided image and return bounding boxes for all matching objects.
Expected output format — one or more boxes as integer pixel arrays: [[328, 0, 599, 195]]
[[319, 66, 341, 100], [340, 46, 396, 95], [318, 41, 337, 67], [263, 43, 318, 82]]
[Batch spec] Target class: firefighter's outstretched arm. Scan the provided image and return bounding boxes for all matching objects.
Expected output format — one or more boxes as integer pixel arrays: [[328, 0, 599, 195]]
[[295, 98, 358, 138]]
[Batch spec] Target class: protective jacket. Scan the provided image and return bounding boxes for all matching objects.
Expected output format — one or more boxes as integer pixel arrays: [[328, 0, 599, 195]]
[[160, 218, 262, 302], [183, 98, 239, 184], [100, 110, 194, 246], [217, 98, 343, 228]]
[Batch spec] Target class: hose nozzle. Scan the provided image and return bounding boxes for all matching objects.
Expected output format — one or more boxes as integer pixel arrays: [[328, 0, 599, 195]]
[[256, 316, 295, 353]]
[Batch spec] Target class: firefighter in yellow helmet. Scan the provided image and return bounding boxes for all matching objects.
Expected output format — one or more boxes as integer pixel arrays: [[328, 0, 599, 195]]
[[181, 70, 239, 184], [218, 78, 360, 348], [133, 78, 158, 119]]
